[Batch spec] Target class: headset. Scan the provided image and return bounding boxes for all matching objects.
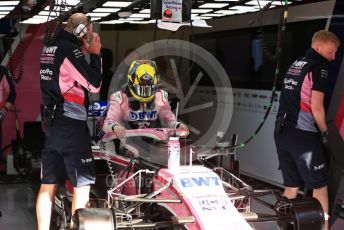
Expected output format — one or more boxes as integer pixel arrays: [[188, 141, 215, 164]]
[[72, 15, 92, 38]]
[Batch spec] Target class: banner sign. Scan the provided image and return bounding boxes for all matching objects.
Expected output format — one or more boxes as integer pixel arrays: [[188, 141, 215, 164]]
[[88, 101, 108, 117], [162, 0, 182, 22]]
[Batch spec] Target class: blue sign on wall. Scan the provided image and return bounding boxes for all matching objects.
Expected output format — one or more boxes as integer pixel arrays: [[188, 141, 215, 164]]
[[88, 101, 108, 117]]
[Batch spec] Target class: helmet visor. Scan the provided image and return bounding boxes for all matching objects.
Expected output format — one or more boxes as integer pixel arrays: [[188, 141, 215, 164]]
[[131, 84, 158, 98]]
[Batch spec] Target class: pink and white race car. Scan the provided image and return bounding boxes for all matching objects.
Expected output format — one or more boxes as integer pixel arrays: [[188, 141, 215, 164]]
[[52, 128, 325, 230]]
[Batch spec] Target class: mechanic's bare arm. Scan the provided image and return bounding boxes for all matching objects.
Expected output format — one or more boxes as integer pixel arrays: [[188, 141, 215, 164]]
[[311, 90, 327, 132]]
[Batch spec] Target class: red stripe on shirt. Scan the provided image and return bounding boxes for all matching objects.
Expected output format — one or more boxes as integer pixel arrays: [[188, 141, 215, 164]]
[[300, 101, 312, 112], [63, 93, 84, 105]]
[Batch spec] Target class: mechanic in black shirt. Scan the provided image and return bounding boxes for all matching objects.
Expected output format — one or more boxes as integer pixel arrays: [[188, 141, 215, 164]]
[[36, 13, 102, 230], [274, 30, 340, 229]]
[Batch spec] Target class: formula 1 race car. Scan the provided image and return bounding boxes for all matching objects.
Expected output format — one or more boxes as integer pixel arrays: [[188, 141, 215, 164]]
[[52, 128, 325, 230]]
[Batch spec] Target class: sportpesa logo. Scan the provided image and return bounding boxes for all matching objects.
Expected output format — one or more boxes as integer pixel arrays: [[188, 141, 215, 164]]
[[40, 68, 53, 80]]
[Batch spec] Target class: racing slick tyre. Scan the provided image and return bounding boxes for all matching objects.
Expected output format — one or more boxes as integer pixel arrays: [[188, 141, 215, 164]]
[[291, 197, 324, 230], [276, 197, 324, 230]]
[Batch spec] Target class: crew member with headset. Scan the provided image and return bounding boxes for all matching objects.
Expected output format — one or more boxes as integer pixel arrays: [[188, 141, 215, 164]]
[[36, 13, 102, 230]]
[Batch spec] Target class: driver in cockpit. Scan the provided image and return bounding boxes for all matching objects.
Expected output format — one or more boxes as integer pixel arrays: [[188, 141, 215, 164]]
[[102, 59, 189, 139]]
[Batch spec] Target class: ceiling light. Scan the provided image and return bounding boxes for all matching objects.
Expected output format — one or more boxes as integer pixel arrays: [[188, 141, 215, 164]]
[[93, 8, 120, 13], [140, 9, 150, 13], [202, 13, 224, 17], [271, 1, 291, 5], [215, 10, 237, 15], [0, 1, 20, 6], [21, 18, 46, 24], [191, 9, 213, 13], [230, 6, 258, 12], [0, 6, 15, 11], [130, 13, 151, 18], [129, 21, 152, 24], [86, 12, 110, 17], [199, 3, 228, 8], [54, 0, 80, 6], [90, 17, 101, 21], [39, 11, 60, 16], [191, 15, 213, 20], [99, 20, 125, 24], [245, 0, 291, 6], [245, 0, 277, 7], [119, 18, 144, 21], [252, 5, 276, 10], [246, 0, 271, 5], [103, 1, 132, 7], [33, 15, 55, 19]]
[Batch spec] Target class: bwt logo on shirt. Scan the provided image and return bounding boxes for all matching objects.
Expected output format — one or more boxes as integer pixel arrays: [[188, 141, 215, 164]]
[[129, 111, 158, 120], [42, 46, 57, 54], [180, 176, 221, 187], [292, 60, 307, 67]]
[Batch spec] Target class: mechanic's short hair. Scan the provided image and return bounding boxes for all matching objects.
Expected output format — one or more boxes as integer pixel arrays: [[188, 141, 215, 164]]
[[312, 30, 340, 47]]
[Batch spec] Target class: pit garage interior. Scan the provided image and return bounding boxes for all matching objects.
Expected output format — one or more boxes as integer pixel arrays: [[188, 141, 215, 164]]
[[0, 0, 344, 229]]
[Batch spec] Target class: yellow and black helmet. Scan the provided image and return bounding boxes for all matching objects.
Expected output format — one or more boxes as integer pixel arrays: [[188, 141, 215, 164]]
[[127, 60, 159, 103]]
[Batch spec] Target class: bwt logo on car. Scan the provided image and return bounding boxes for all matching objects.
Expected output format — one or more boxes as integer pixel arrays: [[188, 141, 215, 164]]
[[129, 111, 158, 121], [180, 176, 221, 187]]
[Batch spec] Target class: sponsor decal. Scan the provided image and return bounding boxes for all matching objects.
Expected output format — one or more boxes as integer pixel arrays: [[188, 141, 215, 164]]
[[287, 60, 308, 76], [283, 78, 298, 90], [40, 68, 53, 80], [292, 60, 307, 67], [42, 46, 57, 54], [88, 101, 108, 117], [81, 157, 93, 164], [321, 69, 328, 79], [134, 121, 151, 129], [314, 163, 325, 171], [172, 167, 252, 229], [198, 197, 231, 211], [41, 46, 57, 64], [73, 49, 84, 59], [180, 176, 221, 187], [129, 110, 158, 120]]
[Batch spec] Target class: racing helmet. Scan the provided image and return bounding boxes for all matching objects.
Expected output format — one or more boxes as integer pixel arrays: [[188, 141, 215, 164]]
[[127, 60, 159, 103]]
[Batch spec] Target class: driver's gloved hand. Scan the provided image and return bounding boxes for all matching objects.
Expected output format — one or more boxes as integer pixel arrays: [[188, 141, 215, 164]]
[[177, 123, 189, 137], [112, 124, 126, 139]]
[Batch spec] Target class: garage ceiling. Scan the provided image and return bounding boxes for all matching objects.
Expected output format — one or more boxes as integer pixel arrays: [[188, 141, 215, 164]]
[[0, 0, 327, 25]]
